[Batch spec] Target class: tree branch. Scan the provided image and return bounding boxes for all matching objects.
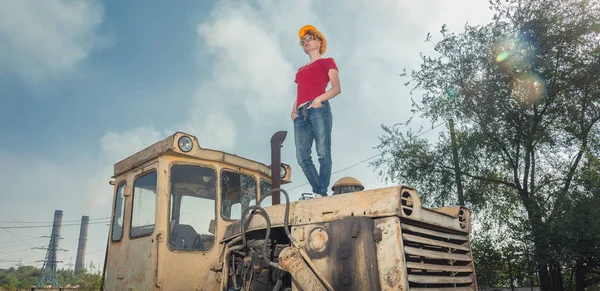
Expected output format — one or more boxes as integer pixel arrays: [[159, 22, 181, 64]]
[[524, 144, 531, 194], [563, 114, 600, 193], [514, 139, 522, 190], [531, 148, 536, 195], [441, 165, 520, 191]]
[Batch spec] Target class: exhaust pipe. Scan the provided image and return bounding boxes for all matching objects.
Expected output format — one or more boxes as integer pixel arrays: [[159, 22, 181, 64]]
[[270, 131, 287, 205]]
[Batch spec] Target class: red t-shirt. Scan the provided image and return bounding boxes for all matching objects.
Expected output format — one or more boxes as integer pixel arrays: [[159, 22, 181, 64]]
[[295, 57, 338, 106]]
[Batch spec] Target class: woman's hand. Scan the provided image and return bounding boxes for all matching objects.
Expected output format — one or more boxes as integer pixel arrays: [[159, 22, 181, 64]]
[[291, 111, 298, 120], [308, 97, 322, 109]]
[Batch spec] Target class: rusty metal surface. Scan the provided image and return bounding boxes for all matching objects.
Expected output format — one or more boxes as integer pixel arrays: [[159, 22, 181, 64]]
[[431, 205, 462, 217], [289, 217, 380, 290], [374, 217, 409, 290], [278, 246, 327, 291], [105, 157, 230, 291], [400, 217, 477, 290], [223, 186, 470, 242], [104, 162, 160, 291]]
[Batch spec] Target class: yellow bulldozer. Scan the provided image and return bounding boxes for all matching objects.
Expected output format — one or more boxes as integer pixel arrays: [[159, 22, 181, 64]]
[[100, 131, 478, 291]]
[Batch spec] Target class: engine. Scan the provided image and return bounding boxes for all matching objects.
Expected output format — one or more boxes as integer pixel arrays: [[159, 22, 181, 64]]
[[226, 237, 292, 291]]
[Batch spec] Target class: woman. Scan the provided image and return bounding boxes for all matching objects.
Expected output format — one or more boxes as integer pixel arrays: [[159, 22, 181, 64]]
[[291, 24, 341, 197]]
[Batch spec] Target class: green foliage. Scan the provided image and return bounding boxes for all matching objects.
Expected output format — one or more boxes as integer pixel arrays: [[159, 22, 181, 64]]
[[0, 264, 102, 290], [373, 0, 600, 289]]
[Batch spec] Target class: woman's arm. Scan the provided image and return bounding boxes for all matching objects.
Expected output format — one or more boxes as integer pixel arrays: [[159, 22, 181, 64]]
[[309, 69, 341, 108], [291, 100, 298, 120], [319, 69, 341, 102]]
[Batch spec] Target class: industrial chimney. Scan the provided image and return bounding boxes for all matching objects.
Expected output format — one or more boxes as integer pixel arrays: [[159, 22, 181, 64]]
[[74, 216, 89, 272], [53, 210, 63, 257]]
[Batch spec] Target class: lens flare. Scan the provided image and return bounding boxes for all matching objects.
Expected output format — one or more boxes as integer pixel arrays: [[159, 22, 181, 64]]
[[446, 86, 458, 100], [496, 51, 510, 62], [492, 37, 534, 72], [510, 72, 545, 107]]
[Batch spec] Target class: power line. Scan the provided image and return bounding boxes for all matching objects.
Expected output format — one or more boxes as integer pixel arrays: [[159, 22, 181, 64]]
[[284, 122, 445, 192], [0, 227, 37, 248], [0, 209, 39, 249], [0, 216, 110, 224], [0, 220, 110, 229], [0, 208, 46, 236], [0, 237, 45, 247]]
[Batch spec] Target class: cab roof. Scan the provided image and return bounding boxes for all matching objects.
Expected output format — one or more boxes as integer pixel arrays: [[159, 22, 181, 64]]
[[112, 132, 279, 180]]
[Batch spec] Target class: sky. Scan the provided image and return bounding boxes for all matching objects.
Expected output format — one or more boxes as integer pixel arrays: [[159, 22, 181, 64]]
[[0, 0, 494, 271]]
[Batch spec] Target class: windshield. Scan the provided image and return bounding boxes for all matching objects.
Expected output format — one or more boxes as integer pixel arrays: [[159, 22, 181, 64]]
[[221, 170, 257, 220], [168, 164, 216, 251]]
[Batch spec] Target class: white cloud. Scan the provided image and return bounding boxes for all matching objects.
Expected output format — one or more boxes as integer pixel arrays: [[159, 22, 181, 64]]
[[0, 0, 111, 85], [99, 126, 165, 163], [182, 111, 236, 150], [196, 3, 297, 123], [193, 0, 496, 197]]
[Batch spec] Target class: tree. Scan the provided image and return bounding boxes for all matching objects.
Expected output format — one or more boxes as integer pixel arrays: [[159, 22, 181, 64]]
[[0, 273, 18, 290], [372, 0, 600, 290]]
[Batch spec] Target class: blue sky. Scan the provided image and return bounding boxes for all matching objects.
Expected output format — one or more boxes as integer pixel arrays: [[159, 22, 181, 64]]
[[0, 0, 494, 271]]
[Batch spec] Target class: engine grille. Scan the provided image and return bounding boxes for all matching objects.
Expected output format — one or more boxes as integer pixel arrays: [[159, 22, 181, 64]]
[[400, 219, 476, 290]]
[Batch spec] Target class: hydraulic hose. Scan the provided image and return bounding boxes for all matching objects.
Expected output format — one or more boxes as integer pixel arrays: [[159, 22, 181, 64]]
[[237, 188, 293, 272], [257, 188, 294, 243], [240, 205, 273, 266]]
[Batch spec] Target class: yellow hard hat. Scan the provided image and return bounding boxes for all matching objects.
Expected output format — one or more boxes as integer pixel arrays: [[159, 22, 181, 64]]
[[298, 24, 327, 55]]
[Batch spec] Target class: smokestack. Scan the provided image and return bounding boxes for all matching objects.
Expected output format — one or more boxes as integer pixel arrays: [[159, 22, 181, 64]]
[[75, 216, 89, 272], [53, 210, 63, 258]]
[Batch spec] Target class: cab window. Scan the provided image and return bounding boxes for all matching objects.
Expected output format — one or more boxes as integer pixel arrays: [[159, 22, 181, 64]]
[[111, 181, 127, 242], [130, 171, 157, 238], [259, 179, 272, 206], [221, 170, 257, 220], [169, 164, 216, 251]]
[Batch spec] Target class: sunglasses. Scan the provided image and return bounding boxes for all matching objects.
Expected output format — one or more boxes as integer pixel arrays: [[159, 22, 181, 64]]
[[299, 34, 317, 46]]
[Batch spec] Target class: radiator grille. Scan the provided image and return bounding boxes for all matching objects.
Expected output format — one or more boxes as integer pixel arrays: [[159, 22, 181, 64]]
[[401, 219, 476, 290]]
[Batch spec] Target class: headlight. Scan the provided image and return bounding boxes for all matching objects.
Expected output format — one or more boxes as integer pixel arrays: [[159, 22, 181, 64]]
[[280, 165, 287, 178], [178, 136, 193, 152]]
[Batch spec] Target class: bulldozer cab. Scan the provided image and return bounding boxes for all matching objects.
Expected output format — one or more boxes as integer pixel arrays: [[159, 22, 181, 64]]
[[101, 132, 290, 291]]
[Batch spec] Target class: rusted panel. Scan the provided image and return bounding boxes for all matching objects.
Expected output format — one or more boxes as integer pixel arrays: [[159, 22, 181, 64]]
[[465, 229, 479, 291], [400, 223, 468, 241], [418, 207, 471, 233], [374, 216, 409, 291], [402, 233, 471, 251], [107, 157, 227, 291], [407, 274, 473, 284], [290, 217, 381, 290], [278, 246, 327, 291], [430, 205, 462, 217], [222, 186, 471, 243], [404, 246, 472, 262], [399, 188, 472, 233], [406, 262, 473, 273], [223, 186, 404, 242], [411, 288, 474, 291]]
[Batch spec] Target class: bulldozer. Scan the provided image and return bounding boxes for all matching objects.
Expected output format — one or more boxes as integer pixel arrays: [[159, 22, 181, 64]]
[[100, 131, 478, 291]]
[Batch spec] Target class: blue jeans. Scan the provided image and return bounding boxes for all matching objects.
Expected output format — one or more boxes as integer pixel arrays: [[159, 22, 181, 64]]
[[293, 100, 333, 196]]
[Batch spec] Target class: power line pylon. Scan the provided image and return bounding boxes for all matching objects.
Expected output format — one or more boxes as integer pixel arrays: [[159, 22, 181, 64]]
[[35, 210, 68, 288]]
